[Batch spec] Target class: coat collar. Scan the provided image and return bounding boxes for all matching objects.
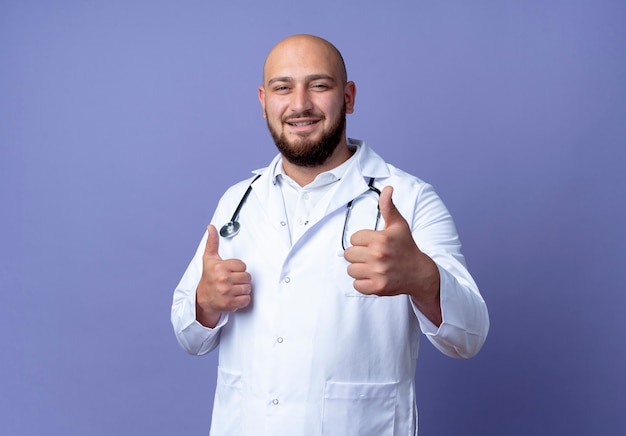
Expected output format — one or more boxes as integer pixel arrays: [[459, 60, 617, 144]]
[[250, 139, 390, 228], [252, 139, 390, 186]]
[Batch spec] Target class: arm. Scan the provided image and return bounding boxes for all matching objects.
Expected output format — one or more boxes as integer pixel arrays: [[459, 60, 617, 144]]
[[171, 228, 223, 355], [171, 225, 252, 355], [344, 185, 489, 358]]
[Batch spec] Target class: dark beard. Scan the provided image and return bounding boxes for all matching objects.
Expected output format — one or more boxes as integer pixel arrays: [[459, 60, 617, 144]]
[[267, 106, 346, 168]]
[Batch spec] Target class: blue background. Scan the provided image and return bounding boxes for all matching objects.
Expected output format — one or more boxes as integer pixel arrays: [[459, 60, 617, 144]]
[[2, 0, 625, 434]]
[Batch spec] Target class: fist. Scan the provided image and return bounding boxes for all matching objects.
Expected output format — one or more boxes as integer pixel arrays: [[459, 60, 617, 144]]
[[195, 224, 252, 327]]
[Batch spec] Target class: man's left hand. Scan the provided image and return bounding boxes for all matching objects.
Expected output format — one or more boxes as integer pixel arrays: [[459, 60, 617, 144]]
[[344, 186, 442, 325]]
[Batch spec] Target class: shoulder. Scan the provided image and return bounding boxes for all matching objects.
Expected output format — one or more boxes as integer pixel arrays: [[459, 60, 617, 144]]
[[354, 139, 431, 189], [376, 163, 452, 228], [377, 162, 433, 200], [221, 152, 280, 197], [223, 174, 263, 196]]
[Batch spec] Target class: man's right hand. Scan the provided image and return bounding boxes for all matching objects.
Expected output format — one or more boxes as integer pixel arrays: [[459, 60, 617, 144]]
[[195, 224, 252, 328]]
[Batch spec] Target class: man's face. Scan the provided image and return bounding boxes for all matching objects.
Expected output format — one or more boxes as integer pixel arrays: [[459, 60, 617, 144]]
[[258, 37, 355, 167]]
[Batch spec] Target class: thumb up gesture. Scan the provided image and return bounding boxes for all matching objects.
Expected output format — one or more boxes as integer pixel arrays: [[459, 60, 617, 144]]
[[344, 186, 442, 323], [195, 224, 252, 328]]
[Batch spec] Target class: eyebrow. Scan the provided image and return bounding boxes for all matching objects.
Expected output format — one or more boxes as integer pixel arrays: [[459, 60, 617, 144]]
[[267, 74, 337, 86]]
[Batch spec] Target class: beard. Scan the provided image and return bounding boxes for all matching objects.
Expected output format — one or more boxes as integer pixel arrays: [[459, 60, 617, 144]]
[[267, 105, 346, 168]]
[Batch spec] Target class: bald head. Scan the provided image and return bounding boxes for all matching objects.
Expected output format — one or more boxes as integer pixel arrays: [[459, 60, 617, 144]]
[[262, 34, 348, 86], [257, 34, 356, 179]]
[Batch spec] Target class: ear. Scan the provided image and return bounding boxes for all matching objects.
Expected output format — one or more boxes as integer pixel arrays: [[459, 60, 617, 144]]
[[258, 86, 267, 118], [344, 81, 356, 114]]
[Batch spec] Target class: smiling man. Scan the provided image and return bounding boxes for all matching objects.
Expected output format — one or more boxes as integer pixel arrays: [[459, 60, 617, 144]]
[[259, 36, 354, 179], [172, 34, 489, 435]]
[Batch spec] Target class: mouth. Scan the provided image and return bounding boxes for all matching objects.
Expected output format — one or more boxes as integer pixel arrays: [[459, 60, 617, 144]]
[[288, 120, 317, 127], [285, 117, 322, 133]]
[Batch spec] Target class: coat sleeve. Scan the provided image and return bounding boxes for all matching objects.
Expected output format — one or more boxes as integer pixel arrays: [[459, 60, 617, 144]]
[[408, 183, 489, 358], [170, 229, 229, 356], [170, 176, 261, 356]]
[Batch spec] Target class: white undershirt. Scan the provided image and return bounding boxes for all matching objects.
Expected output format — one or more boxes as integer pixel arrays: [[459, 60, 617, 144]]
[[275, 153, 356, 242]]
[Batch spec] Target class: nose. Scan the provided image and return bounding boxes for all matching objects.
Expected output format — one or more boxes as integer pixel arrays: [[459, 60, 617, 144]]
[[290, 85, 313, 114]]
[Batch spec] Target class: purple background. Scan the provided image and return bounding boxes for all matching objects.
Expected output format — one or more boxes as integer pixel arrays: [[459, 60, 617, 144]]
[[2, 1, 625, 434]]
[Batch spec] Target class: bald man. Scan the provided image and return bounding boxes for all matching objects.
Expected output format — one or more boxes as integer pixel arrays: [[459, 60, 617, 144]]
[[172, 34, 489, 436]]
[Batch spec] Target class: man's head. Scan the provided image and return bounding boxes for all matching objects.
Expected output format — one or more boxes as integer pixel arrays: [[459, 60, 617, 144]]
[[258, 34, 356, 168]]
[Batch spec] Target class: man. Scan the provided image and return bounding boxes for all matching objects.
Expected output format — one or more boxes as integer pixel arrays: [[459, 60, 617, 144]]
[[172, 34, 489, 435]]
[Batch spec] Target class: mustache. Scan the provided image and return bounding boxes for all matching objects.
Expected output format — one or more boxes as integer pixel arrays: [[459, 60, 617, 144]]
[[283, 111, 325, 122]]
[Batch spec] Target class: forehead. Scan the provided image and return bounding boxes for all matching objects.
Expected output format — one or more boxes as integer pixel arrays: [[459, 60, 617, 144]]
[[263, 38, 342, 85]]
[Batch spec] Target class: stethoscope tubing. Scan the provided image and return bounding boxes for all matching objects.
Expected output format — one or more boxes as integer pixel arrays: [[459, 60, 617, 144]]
[[219, 174, 261, 238], [341, 177, 381, 250], [220, 175, 380, 245]]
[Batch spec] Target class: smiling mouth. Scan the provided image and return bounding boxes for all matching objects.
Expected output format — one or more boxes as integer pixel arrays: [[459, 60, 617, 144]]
[[288, 120, 317, 127]]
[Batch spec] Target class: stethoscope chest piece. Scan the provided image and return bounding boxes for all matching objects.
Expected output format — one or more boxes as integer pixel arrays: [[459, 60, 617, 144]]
[[219, 221, 240, 238], [218, 174, 261, 239]]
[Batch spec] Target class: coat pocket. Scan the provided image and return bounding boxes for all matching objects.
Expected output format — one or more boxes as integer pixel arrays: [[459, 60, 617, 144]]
[[321, 381, 398, 436], [210, 367, 243, 435]]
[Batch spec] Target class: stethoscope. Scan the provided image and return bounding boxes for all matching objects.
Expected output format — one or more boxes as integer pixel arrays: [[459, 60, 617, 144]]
[[219, 174, 262, 238], [341, 178, 381, 250], [220, 175, 381, 249]]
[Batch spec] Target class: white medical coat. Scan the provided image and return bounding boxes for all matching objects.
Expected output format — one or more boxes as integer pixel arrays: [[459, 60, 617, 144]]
[[172, 140, 489, 435]]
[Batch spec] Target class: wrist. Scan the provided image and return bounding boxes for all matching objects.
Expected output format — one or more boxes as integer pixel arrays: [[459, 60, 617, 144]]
[[195, 291, 222, 328], [409, 256, 442, 326]]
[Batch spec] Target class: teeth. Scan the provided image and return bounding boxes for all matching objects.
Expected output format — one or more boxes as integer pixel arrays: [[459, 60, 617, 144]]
[[290, 121, 314, 126]]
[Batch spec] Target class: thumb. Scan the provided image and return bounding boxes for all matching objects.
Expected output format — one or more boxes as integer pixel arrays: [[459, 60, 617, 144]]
[[203, 224, 222, 259], [378, 186, 405, 229]]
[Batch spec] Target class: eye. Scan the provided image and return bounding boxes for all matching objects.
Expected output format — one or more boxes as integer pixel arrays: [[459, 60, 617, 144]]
[[272, 84, 291, 93], [311, 83, 330, 90]]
